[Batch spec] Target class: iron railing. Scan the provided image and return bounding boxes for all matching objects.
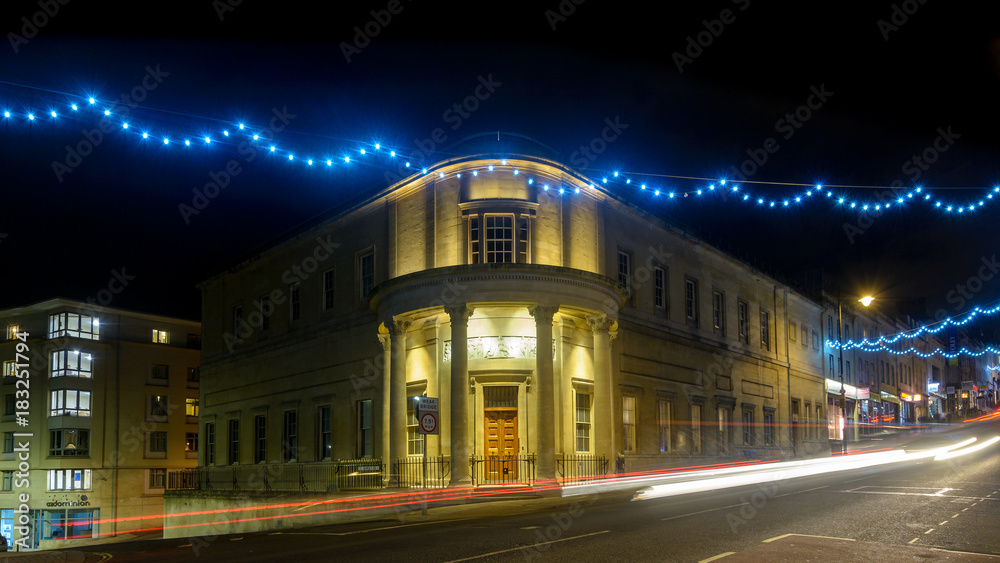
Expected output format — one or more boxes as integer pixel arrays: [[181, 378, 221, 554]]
[[395, 456, 451, 488], [470, 454, 536, 486], [556, 454, 609, 483]]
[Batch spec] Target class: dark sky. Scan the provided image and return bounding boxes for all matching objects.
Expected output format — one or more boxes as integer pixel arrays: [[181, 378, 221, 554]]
[[1, 1, 998, 334]]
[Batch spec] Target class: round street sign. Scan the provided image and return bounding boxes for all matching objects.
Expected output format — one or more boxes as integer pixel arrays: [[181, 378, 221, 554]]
[[419, 412, 437, 434]]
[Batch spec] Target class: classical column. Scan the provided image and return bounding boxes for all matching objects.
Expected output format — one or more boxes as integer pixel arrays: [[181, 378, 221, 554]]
[[389, 319, 410, 482], [378, 333, 391, 471], [588, 314, 615, 461], [529, 305, 558, 482], [446, 305, 473, 486]]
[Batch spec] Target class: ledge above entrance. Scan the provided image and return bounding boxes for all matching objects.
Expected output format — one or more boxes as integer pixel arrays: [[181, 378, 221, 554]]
[[368, 263, 627, 321]]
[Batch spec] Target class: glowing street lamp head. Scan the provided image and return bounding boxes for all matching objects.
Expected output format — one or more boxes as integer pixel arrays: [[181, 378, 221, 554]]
[[859, 296, 875, 307]]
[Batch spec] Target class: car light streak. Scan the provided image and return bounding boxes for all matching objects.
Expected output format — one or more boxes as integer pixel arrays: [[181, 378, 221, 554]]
[[633, 437, 999, 502]]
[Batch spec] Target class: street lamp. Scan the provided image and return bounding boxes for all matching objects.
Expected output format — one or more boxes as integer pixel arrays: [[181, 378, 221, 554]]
[[838, 295, 876, 451]]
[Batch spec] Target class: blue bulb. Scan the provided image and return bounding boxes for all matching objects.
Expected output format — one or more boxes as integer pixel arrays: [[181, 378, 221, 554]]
[[223, 130, 229, 136], [238, 123, 245, 130], [50, 111, 57, 118], [184, 140, 191, 146], [270, 146, 276, 152], [406, 162, 411, 167], [390, 151, 396, 157], [513, 170, 518, 175], [488, 165, 494, 171], [163, 138, 169, 145], [345, 156, 351, 163], [288, 155, 294, 161], [123, 123, 129, 129], [88, 97, 96, 104], [27, 114, 34, 120], [104, 110, 110, 116], [204, 136, 210, 143], [473, 170, 478, 176], [2, 111, 9, 118], [142, 132, 148, 139], [360, 149, 366, 155], [326, 160, 332, 166], [253, 134, 259, 141], [71, 104, 78, 111], [307, 159, 313, 165], [374, 143, 380, 150]]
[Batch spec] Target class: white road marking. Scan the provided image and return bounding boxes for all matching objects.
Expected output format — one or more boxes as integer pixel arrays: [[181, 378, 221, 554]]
[[662, 502, 749, 521], [774, 485, 828, 498], [443, 530, 611, 562], [699, 552, 736, 562], [925, 528, 935, 534], [939, 520, 949, 525], [763, 533, 854, 543], [908, 538, 919, 544]]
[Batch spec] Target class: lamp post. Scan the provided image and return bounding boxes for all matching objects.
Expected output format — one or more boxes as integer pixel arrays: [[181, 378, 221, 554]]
[[838, 295, 875, 452]]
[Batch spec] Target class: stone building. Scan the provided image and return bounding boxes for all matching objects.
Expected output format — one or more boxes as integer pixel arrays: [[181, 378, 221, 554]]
[[197, 151, 834, 490], [0, 298, 200, 548]]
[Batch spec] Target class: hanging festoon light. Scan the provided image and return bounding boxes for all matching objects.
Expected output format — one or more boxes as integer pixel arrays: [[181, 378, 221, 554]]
[[1, 83, 998, 216]]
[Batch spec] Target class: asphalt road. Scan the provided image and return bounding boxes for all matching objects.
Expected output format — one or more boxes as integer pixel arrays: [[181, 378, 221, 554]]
[[59, 421, 1000, 562]]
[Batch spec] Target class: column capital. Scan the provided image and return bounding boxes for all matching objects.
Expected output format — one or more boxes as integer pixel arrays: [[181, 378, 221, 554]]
[[586, 314, 615, 334], [444, 304, 474, 327], [390, 318, 412, 337], [527, 305, 559, 325], [378, 333, 391, 351]]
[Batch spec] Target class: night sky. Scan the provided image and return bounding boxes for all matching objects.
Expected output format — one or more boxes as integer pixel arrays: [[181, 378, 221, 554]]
[[1, 2, 998, 339]]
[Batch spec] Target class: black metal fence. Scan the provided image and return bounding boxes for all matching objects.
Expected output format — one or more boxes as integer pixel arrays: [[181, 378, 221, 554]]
[[556, 454, 609, 483], [167, 460, 384, 493], [395, 456, 451, 488], [470, 454, 536, 486]]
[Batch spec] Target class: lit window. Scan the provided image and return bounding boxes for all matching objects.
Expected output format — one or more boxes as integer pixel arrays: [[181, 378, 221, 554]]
[[623, 396, 636, 453], [576, 393, 592, 452], [469, 216, 481, 263], [48, 312, 100, 340], [152, 329, 169, 344], [691, 404, 702, 454], [6, 325, 20, 340], [50, 429, 89, 456], [50, 350, 93, 378], [658, 399, 671, 452], [469, 213, 530, 264], [185, 432, 198, 453], [2, 360, 15, 378], [407, 397, 423, 456], [742, 409, 754, 445], [149, 395, 169, 420], [229, 419, 240, 464], [48, 469, 92, 491], [50, 389, 91, 417], [186, 397, 199, 417]]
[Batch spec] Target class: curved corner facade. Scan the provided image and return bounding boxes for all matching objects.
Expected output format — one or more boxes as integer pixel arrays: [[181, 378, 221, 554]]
[[198, 154, 836, 487]]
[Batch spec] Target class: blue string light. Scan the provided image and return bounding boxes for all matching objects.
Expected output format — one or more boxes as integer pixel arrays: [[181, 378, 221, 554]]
[[827, 304, 1000, 351]]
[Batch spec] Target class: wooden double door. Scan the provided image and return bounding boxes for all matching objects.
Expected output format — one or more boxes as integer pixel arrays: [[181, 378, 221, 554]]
[[484, 408, 518, 479]]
